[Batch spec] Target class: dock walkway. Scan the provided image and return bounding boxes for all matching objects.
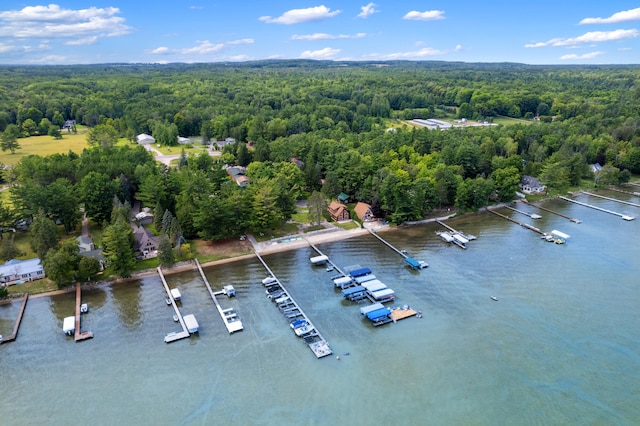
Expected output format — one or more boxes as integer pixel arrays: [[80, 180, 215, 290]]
[[504, 205, 541, 219], [303, 237, 346, 277], [367, 229, 428, 269], [195, 259, 243, 333], [255, 252, 332, 358], [583, 191, 640, 209], [74, 284, 93, 342], [608, 186, 640, 197], [157, 267, 190, 343], [0, 294, 28, 344], [486, 207, 545, 235], [521, 200, 581, 223], [559, 196, 635, 221]]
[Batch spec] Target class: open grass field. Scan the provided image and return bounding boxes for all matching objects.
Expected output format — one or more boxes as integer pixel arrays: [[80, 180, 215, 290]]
[[0, 130, 90, 166]]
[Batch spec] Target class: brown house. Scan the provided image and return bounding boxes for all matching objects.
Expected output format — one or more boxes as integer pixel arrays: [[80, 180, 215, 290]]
[[328, 201, 350, 222], [354, 202, 374, 222]]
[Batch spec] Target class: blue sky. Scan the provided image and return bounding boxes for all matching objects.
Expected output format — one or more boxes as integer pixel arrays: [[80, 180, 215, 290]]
[[1, 2, 639, 65]]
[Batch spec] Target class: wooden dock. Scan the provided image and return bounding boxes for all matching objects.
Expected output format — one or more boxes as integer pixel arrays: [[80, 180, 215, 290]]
[[0, 294, 28, 344], [157, 267, 190, 343], [389, 306, 417, 322], [559, 196, 635, 221], [504, 205, 541, 219], [195, 259, 243, 333], [583, 191, 640, 209], [255, 251, 332, 358], [74, 284, 93, 342], [486, 207, 545, 235], [521, 200, 582, 223], [608, 186, 640, 197], [367, 229, 428, 269], [435, 220, 477, 240]]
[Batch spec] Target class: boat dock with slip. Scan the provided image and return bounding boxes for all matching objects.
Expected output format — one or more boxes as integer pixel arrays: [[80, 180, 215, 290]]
[[0, 293, 28, 344], [504, 205, 542, 219], [367, 229, 428, 269], [435, 220, 477, 241], [255, 252, 332, 359], [521, 200, 582, 223], [73, 283, 93, 342], [608, 186, 640, 197], [559, 196, 635, 221], [486, 207, 546, 236], [158, 267, 190, 343], [195, 259, 244, 334]]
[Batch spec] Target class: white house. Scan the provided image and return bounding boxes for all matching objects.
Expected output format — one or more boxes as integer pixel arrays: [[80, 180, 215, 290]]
[[136, 133, 156, 145], [0, 258, 45, 284], [177, 136, 191, 144], [520, 176, 546, 194]]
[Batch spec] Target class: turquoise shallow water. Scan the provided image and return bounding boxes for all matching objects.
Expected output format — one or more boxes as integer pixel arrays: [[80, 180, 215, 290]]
[[1, 193, 639, 425]]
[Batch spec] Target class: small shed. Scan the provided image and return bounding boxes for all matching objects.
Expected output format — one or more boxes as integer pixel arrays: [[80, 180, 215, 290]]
[[337, 192, 350, 203]]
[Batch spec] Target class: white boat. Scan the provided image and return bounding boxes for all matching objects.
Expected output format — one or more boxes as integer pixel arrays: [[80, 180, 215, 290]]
[[262, 276, 277, 285], [183, 314, 199, 333], [80, 303, 88, 313], [491, 296, 499, 301], [165, 297, 171, 305], [173, 314, 179, 322], [63, 316, 75, 335]]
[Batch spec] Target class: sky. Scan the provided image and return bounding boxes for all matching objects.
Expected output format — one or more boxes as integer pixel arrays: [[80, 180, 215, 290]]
[[1, 1, 640, 65]]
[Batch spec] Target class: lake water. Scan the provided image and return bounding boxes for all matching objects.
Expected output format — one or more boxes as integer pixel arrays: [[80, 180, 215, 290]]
[[1, 193, 639, 425]]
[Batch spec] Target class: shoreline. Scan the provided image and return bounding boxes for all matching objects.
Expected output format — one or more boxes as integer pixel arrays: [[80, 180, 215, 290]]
[[26, 210, 479, 299]]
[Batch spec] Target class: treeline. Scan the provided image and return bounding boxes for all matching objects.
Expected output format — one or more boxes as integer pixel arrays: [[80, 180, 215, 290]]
[[1, 61, 640, 240]]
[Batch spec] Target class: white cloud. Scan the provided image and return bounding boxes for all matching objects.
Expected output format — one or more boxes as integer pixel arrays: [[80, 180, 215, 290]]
[[259, 6, 341, 24], [292, 33, 367, 40], [357, 3, 378, 19], [365, 47, 446, 60], [65, 36, 98, 46], [227, 55, 251, 61], [0, 4, 131, 40], [189, 6, 205, 10], [525, 29, 639, 48], [454, 44, 463, 52], [151, 46, 171, 55], [30, 55, 67, 63], [560, 51, 604, 60], [151, 39, 255, 56], [403, 10, 445, 21], [300, 47, 341, 59], [580, 7, 640, 25]]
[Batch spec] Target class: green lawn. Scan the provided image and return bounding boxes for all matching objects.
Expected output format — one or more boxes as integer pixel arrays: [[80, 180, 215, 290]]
[[0, 130, 90, 165]]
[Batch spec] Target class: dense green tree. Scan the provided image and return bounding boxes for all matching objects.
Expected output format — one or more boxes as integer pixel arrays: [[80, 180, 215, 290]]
[[29, 212, 59, 259], [43, 239, 81, 287], [102, 217, 136, 278], [157, 234, 175, 268], [307, 191, 327, 225], [87, 123, 118, 148], [1, 124, 21, 153], [78, 256, 101, 282], [80, 172, 118, 224], [0, 235, 23, 261], [491, 166, 521, 201]]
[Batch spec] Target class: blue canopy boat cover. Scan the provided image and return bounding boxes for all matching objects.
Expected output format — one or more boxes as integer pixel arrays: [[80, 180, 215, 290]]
[[366, 307, 391, 321], [349, 267, 372, 278], [341, 286, 366, 297], [360, 303, 384, 315]]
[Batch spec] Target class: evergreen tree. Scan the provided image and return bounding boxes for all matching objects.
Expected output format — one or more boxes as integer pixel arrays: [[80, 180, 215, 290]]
[[157, 235, 175, 268], [29, 212, 60, 259], [102, 217, 135, 278]]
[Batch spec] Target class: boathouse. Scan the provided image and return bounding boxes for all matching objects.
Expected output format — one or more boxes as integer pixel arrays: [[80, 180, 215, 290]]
[[328, 201, 350, 222], [354, 202, 375, 222]]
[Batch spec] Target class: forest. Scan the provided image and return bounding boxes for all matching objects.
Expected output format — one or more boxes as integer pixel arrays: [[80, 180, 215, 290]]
[[1, 60, 640, 281]]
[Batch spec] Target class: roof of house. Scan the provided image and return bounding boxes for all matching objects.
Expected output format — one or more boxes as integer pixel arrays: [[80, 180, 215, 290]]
[[521, 175, 544, 187], [136, 133, 156, 143], [328, 201, 344, 211], [133, 226, 158, 251], [354, 202, 372, 220], [0, 258, 43, 276], [337, 192, 350, 202]]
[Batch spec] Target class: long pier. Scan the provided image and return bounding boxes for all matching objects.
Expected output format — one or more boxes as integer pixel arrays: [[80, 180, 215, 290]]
[[157, 267, 190, 343], [609, 186, 640, 196], [74, 284, 93, 342], [367, 230, 428, 269], [255, 252, 332, 358], [583, 191, 640, 208], [486, 208, 545, 235], [521, 200, 582, 223], [559, 196, 635, 221], [195, 259, 243, 333], [0, 294, 28, 344]]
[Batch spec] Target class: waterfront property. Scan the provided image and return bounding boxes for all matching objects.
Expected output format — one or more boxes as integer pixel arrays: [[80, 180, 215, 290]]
[[0, 258, 45, 284]]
